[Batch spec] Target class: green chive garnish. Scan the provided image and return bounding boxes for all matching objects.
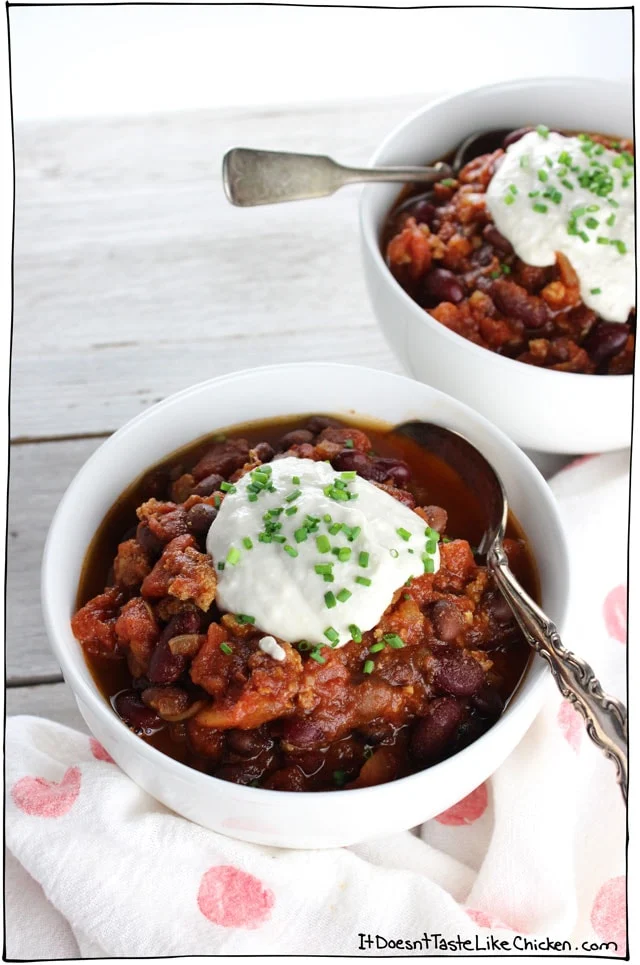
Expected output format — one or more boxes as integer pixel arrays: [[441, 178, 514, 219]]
[[337, 547, 351, 562], [397, 528, 411, 542], [336, 588, 352, 603], [324, 591, 337, 609], [536, 124, 550, 138], [359, 551, 369, 568], [226, 546, 241, 566], [324, 627, 339, 645], [316, 535, 331, 553], [344, 439, 354, 449], [310, 649, 326, 664], [533, 202, 548, 213], [284, 544, 298, 558], [242, 537, 253, 550], [349, 624, 362, 643], [220, 482, 236, 494], [236, 613, 255, 624], [590, 287, 602, 295], [369, 642, 385, 653], [285, 506, 298, 516], [315, 563, 333, 575], [220, 643, 233, 655], [285, 489, 301, 503], [384, 633, 405, 649], [355, 576, 372, 587], [363, 660, 375, 675]]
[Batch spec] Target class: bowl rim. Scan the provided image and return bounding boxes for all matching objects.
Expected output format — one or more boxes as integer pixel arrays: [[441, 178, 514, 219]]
[[42, 361, 566, 804], [359, 74, 633, 385]]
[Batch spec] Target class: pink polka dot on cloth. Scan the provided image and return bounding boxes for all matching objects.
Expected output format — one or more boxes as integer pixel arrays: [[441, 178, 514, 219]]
[[603, 585, 627, 644], [435, 783, 488, 825], [90, 738, 115, 763], [466, 908, 515, 932], [591, 877, 626, 956], [557, 700, 583, 752], [11, 766, 81, 818], [198, 865, 274, 929]]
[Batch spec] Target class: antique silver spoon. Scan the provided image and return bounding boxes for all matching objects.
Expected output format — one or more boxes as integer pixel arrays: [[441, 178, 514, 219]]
[[223, 148, 453, 207], [396, 420, 628, 802]]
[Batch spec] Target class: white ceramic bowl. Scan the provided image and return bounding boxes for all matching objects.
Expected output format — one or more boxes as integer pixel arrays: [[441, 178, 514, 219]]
[[43, 363, 568, 849], [360, 77, 633, 454]]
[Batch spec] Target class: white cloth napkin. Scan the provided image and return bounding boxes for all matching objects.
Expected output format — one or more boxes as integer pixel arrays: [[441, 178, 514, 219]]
[[5, 452, 628, 959]]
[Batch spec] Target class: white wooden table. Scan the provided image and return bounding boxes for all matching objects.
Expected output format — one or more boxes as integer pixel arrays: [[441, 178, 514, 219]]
[[7, 95, 568, 730]]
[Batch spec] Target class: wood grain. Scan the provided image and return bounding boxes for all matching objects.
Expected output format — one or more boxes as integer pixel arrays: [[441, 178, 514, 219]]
[[11, 97, 430, 439], [6, 682, 87, 733], [7, 437, 103, 680]]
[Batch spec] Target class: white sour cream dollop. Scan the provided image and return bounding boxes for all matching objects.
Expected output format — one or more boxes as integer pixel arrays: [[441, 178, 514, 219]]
[[207, 456, 439, 648], [486, 129, 634, 323]]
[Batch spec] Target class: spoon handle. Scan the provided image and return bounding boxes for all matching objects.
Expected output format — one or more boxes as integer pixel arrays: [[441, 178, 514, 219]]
[[489, 545, 628, 802], [223, 148, 452, 206]]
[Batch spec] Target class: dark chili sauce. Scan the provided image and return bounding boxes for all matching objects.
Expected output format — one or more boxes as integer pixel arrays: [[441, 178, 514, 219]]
[[74, 415, 537, 791]]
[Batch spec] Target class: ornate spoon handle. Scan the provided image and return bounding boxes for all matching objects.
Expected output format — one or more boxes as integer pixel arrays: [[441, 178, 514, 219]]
[[489, 544, 628, 802]]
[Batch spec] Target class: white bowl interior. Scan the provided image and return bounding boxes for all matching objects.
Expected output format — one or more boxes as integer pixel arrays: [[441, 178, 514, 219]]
[[360, 78, 633, 454], [43, 363, 570, 847]]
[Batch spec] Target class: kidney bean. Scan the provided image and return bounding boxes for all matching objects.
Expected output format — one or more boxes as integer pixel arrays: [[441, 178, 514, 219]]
[[421, 505, 448, 533], [483, 223, 514, 255], [432, 649, 485, 696], [168, 633, 202, 657], [502, 126, 534, 149], [192, 473, 223, 497], [131, 675, 151, 691], [422, 268, 465, 305], [282, 717, 327, 747], [141, 686, 191, 719], [136, 521, 164, 558], [113, 690, 162, 734], [186, 502, 217, 537], [491, 279, 549, 329], [192, 439, 250, 481], [252, 441, 275, 463], [584, 322, 630, 366], [484, 589, 514, 625], [430, 600, 464, 642], [148, 611, 201, 685], [410, 199, 437, 227], [472, 686, 504, 720], [306, 416, 341, 435], [331, 449, 377, 479], [262, 766, 308, 792], [142, 469, 171, 500], [410, 696, 467, 763], [227, 729, 273, 758], [372, 457, 411, 486], [278, 429, 314, 450], [470, 244, 494, 268], [186, 719, 225, 761]]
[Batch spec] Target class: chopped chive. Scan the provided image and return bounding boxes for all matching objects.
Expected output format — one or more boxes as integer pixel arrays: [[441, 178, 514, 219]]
[[440, 178, 457, 187], [384, 634, 405, 649], [294, 527, 308, 543], [323, 513, 332, 523], [536, 124, 550, 138], [597, 236, 610, 245], [606, 214, 616, 227], [423, 556, 435, 574], [363, 660, 375, 675], [226, 546, 241, 566], [537, 169, 548, 183], [328, 522, 342, 535], [504, 194, 515, 206], [337, 547, 351, 562], [324, 591, 337, 609], [324, 627, 339, 645], [614, 240, 627, 254], [508, 183, 518, 194], [355, 576, 372, 587], [258, 533, 272, 543], [336, 588, 352, 603], [344, 439, 354, 449], [389, 549, 399, 559], [292, 475, 300, 485], [519, 155, 529, 169], [501, 264, 511, 275], [349, 624, 363, 643], [323, 574, 334, 583], [220, 643, 233, 655], [236, 613, 255, 624], [359, 551, 369, 568], [217, 561, 225, 570], [397, 527, 411, 542], [533, 202, 548, 214], [220, 482, 236, 494], [578, 231, 589, 243], [315, 563, 333, 575], [426, 539, 437, 553], [297, 640, 311, 651], [333, 770, 347, 786], [310, 649, 326, 664], [561, 179, 574, 190], [271, 534, 286, 544], [590, 287, 602, 295], [285, 506, 298, 517], [528, 190, 540, 198], [242, 537, 253, 550], [346, 525, 361, 542], [284, 544, 298, 558], [247, 493, 258, 502], [340, 471, 356, 480], [213, 495, 221, 508], [333, 479, 347, 490], [285, 489, 301, 503], [316, 534, 331, 553], [369, 642, 385, 653]]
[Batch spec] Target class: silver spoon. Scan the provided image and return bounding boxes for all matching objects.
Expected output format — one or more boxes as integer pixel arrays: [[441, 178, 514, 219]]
[[223, 148, 453, 207], [396, 420, 628, 802]]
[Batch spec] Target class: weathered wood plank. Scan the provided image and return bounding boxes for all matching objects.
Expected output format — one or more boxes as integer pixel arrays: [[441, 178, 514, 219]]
[[7, 437, 103, 680], [11, 97, 431, 439], [5, 681, 88, 733]]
